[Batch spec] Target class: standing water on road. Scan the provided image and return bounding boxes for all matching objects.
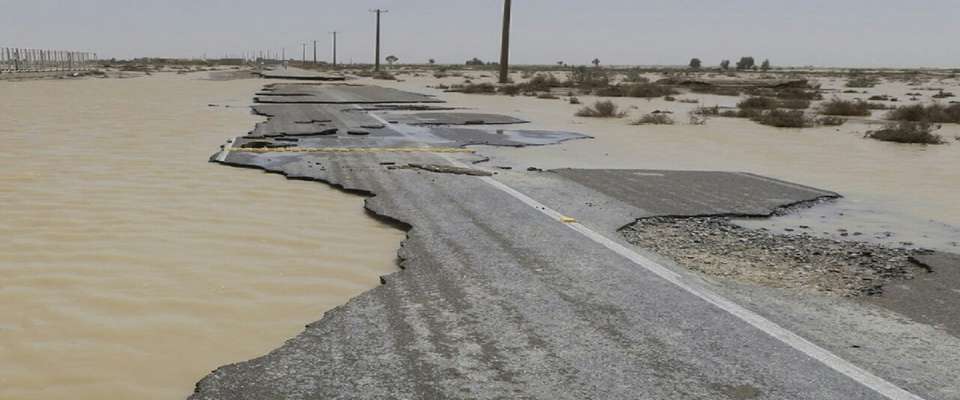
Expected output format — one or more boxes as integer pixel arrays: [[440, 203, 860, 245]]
[[0, 73, 404, 399]]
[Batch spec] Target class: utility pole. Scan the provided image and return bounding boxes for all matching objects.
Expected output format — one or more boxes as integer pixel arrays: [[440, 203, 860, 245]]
[[330, 31, 338, 66], [313, 40, 317, 64], [370, 9, 388, 71], [301, 42, 306, 63], [499, 0, 512, 83]]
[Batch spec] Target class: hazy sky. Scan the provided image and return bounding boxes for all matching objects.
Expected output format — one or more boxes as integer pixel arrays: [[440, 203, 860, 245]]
[[2, 0, 958, 68]]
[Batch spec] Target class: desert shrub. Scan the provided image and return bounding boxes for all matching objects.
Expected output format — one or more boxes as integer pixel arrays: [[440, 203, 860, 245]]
[[738, 96, 779, 109], [779, 99, 812, 109], [691, 85, 742, 96], [664, 96, 677, 102], [678, 98, 699, 104], [932, 90, 956, 99], [569, 66, 609, 89], [537, 92, 559, 99], [693, 105, 720, 116], [774, 88, 823, 100], [820, 98, 871, 116], [866, 122, 944, 144], [575, 100, 626, 118], [865, 102, 890, 110], [499, 84, 521, 96], [625, 83, 678, 98], [452, 82, 496, 94], [868, 95, 890, 101], [594, 85, 625, 97], [624, 69, 650, 83], [818, 116, 847, 126], [886, 103, 960, 123], [525, 73, 562, 91], [737, 96, 808, 110], [569, 97, 581, 105], [846, 76, 880, 88], [372, 71, 396, 80], [751, 109, 814, 128], [632, 113, 675, 125], [723, 108, 762, 119]]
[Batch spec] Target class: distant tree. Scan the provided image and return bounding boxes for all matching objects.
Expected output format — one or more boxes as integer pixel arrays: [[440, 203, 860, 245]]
[[736, 57, 755, 70], [689, 58, 702, 69], [557, 61, 564, 66], [592, 58, 600, 67], [720, 60, 731, 70], [465, 57, 484, 66], [385, 55, 399, 65], [428, 58, 436, 65], [761, 59, 771, 71]]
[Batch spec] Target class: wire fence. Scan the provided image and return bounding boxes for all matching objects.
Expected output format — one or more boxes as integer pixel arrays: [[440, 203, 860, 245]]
[[0, 48, 98, 73]]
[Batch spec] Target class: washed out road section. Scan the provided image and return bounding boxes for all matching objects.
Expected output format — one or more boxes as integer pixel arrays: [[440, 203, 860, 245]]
[[193, 83, 928, 400]]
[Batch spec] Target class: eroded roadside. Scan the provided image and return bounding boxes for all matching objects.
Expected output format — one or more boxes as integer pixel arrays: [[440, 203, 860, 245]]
[[623, 215, 926, 297], [193, 82, 960, 400]]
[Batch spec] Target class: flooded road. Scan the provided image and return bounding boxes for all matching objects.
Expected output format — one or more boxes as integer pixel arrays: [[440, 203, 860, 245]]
[[372, 75, 960, 251], [0, 73, 404, 399]]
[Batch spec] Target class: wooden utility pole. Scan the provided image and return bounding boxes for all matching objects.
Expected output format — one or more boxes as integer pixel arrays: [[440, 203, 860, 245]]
[[371, 9, 388, 71], [499, 0, 512, 83]]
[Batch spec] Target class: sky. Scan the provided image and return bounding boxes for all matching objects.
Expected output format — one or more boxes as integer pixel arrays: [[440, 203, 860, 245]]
[[1, 0, 958, 68]]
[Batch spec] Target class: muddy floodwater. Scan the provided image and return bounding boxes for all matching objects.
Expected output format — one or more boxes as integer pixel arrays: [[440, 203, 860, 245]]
[[0, 74, 404, 399]]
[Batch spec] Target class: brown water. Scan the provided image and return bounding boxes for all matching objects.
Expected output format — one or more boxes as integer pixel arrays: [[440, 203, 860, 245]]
[[0, 73, 404, 399]]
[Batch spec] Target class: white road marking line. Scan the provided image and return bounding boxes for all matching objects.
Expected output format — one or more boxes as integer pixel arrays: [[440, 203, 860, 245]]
[[441, 155, 923, 400], [253, 91, 922, 398], [215, 137, 237, 162]]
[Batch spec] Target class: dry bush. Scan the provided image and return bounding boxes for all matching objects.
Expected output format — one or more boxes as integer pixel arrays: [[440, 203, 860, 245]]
[[631, 113, 675, 125], [779, 99, 812, 109], [818, 116, 847, 126], [451, 82, 496, 94], [692, 105, 721, 116], [846, 76, 880, 88], [738, 97, 809, 110], [691, 85, 743, 96], [820, 98, 872, 116], [751, 109, 814, 128], [887, 103, 960, 123], [738, 97, 779, 109], [498, 84, 521, 96], [774, 88, 823, 101], [524, 73, 562, 91], [575, 100, 626, 118], [625, 83, 679, 98], [866, 122, 944, 144]]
